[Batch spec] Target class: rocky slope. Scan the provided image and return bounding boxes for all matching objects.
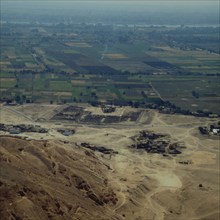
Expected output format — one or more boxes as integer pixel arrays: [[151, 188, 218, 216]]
[[0, 136, 118, 220]]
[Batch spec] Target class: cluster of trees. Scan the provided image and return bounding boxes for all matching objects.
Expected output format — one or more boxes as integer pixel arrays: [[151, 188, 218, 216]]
[[1, 95, 33, 105]]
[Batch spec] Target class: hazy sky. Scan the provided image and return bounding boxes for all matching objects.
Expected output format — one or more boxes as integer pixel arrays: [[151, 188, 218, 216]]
[[1, 0, 219, 25], [1, 1, 219, 6], [2, 1, 219, 13], [1, 0, 219, 2]]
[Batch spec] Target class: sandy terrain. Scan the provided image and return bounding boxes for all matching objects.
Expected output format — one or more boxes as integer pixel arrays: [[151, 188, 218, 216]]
[[0, 104, 219, 220]]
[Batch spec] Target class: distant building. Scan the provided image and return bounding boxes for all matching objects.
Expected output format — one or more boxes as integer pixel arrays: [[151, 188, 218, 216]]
[[5, 102, 17, 106], [9, 127, 21, 134], [101, 105, 116, 113], [212, 128, 220, 135], [62, 130, 73, 136], [57, 129, 75, 136], [199, 124, 220, 136]]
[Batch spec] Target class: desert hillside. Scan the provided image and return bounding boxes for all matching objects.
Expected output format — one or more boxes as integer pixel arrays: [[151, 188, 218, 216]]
[[0, 136, 118, 220], [0, 104, 219, 220]]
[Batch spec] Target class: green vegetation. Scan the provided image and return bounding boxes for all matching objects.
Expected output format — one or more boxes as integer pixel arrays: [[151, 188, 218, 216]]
[[0, 23, 219, 114], [49, 81, 72, 92]]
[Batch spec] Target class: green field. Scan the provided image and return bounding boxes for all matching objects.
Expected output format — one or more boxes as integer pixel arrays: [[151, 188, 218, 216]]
[[0, 23, 219, 114], [146, 46, 220, 74], [151, 75, 220, 113]]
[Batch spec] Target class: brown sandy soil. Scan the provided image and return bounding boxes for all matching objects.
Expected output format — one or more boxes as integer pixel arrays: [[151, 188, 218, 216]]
[[0, 136, 119, 220], [0, 104, 219, 220]]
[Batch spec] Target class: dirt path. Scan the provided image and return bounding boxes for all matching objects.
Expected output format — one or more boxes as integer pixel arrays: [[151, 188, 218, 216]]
[[190, 211, 220, 220], [107, 141, 182, 220], [2, 106, 33, 122], [149, 82, 165, 102]]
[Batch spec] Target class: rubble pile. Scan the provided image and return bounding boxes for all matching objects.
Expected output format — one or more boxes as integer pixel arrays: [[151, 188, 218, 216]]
[[131, 130, 185, 155], [52, 106, 87, 122], [57, 128, 75, 136], [199, 122, 220, 136], [52, 105, 141, 124], [101, 105, 116, 113], [0, 123, 48, 134], [80, 142, 118, 155]]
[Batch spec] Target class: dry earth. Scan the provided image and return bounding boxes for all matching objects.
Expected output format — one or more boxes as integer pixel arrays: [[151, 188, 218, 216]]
[[0, 104, 219, 220]]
